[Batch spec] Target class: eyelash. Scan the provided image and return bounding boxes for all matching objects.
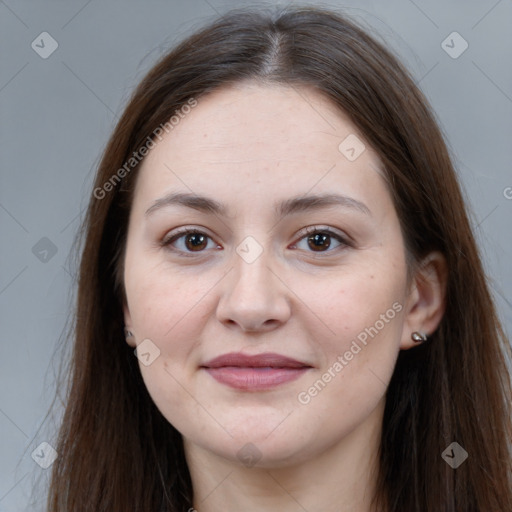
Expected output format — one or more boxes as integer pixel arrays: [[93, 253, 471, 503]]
[[160, 225, 352, 257]]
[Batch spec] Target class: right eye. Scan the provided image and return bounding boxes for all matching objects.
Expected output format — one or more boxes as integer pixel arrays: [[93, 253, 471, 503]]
[[161, 228, 221, 256]]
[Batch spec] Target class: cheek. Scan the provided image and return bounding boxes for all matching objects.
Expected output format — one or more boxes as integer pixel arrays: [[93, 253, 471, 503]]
[[138, 359, 223, 441], [293, 274, 404, 444], [126, 258, 212, 339], [307, 263, 405, 348], [296, 263, 406, 415], [129, 271, 216, 432]]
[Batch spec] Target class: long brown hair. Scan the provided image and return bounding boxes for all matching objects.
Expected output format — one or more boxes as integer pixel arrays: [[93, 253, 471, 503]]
[[46, 5, 512, 511]]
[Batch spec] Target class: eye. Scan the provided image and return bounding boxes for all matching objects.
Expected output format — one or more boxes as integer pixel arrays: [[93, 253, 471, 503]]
[[161, 225, 351, 257], [161, 228, 220, 255], [291, 226, 350, 254]]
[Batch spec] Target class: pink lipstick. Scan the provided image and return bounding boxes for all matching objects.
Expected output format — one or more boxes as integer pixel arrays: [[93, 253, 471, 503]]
[[201, 352, 312, 391]]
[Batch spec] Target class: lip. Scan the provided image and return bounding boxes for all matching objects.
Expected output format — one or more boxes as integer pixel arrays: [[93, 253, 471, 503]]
[[201, 352, 312, 391]]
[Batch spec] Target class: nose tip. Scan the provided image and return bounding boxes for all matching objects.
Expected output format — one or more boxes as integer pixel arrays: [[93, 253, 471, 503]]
[[216, 256, 292, 334]]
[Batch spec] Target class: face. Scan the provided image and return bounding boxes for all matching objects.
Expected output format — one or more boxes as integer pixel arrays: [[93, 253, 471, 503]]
[[123, 82, 413, 468]]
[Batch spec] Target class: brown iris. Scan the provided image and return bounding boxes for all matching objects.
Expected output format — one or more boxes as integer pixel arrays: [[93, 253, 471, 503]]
[[307, 232, 331, 252], [184, 232, 208, 251]]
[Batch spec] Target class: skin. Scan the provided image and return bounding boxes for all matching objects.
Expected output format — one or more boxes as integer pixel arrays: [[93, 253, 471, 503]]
[[123, 81, 447, 512]]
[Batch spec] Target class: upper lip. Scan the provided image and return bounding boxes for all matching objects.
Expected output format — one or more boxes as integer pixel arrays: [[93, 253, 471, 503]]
[[201, 352, 311, 369]]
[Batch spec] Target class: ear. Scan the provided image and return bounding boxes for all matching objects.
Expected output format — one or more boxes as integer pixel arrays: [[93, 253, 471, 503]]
[[400, 251, 448, 350], [123, 299, 137, 348]]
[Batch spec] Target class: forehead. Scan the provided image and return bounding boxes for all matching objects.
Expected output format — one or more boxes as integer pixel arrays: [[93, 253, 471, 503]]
[[151, 81, 368, 160], [132, 81, 390, 216]]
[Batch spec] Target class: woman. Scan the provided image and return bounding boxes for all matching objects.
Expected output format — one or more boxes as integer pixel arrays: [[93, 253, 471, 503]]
[[46, 5, 512, 511]]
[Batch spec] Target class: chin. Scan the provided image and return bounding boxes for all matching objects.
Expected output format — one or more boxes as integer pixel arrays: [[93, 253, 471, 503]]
[[197, 420, 318, 469]]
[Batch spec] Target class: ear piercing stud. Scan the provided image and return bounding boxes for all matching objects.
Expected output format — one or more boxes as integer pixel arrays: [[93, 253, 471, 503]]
[[411, 331, 428, 343], [124, 328, 134, 339]]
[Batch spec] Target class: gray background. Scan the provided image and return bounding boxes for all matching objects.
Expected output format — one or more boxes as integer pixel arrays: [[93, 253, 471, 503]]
[[1, 0, 511, 510]]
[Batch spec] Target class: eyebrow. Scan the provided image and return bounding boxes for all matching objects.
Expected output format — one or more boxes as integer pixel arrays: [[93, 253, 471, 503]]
[[144, 191, 371, 218]]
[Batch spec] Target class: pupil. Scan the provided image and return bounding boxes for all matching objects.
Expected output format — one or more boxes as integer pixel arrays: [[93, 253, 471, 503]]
[[309, 233, 330, 251], [187, 233, 206, 250]]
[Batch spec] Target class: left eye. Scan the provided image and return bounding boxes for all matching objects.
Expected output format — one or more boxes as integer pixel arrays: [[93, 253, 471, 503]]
[[291, 227, 349, 253]]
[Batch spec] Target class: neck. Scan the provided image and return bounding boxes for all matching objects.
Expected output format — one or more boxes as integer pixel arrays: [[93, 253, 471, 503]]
[[184, 398, 384, 512]]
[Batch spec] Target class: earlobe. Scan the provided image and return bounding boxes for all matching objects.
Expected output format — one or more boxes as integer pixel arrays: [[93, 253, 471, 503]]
[[401, 251, 448, 350], [123, 301, 137, 348]]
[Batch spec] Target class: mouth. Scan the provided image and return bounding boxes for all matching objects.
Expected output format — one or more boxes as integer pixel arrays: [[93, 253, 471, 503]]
[[200, 352, 313, 391]]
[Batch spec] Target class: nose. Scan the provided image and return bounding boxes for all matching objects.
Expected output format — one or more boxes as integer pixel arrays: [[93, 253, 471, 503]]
[[216, 249, 292, 334]]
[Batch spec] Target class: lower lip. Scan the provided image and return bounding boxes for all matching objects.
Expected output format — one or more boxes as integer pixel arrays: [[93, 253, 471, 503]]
[[203, 367, 310, 391]]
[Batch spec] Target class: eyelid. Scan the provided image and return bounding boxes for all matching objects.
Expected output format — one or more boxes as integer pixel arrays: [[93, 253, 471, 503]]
[[160, 226, 221, 256], [161, 225, 214, 244], [290, 225, 352, 252]]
